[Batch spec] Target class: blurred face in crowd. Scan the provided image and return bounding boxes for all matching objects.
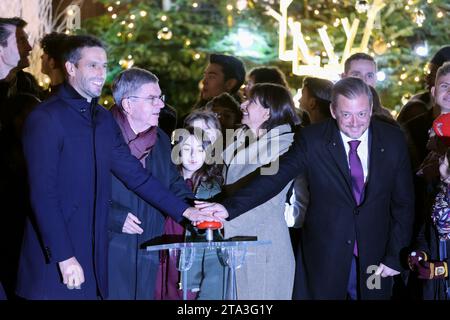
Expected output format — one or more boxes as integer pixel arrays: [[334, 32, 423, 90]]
[[344, 59, 377, 88], [240, 97, 270, 133], [432, 72, 450, 114], [180, 135, 206, 178], [16, 26, 32, 69], [201, 63, 235, 100], [245, 75, 255, 98], [299, 86, 315, 114], [40, 52, 52, 75], [211, 104, 241, 131], [0, 25, 21, 71], [331, 94, 372, 139], [65, 46, 107, 102], [439, 154, 450, 185], [123, 82, 165, 133]]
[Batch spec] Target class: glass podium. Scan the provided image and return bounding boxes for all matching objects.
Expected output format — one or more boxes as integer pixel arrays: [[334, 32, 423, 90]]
[[146, 239, 271, 300]]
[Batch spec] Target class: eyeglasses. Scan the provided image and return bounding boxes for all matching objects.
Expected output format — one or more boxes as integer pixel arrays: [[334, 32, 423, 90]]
[[127, 94, 165, 105]]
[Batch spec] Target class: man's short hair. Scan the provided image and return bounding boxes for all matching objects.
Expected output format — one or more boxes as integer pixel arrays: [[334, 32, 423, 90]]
[[430, 46, 450, 68], [436, 62, 450, 83], [331, 77, 373, 109], [112, 67, 159, 107], [210, 53, 245, 93], [248, 66, 288, 88], [344, 52, 376, 73], [63, 34, 106, 65], [0, 17, 27, 47], [40, 32, 70, 69]]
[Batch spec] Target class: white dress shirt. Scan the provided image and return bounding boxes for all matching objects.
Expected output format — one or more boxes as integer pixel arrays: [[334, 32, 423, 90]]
[[340, 129, 369, 183]]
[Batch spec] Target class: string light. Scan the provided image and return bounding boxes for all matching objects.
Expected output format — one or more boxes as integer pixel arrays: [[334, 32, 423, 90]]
[[192, 2, 198, 8], [413, 9, 426, 27], [314, 9, 319, 15], [67, 9, 74, 16], [376, 71, 386, 81], [414, 76, 420, 82], [437, 11, 444, 18], [400, 73, 407, 80], [107, 6, 113, 12], [140, 11, 147, 17], [157, 27, 173, 40], [128, 23, 134, 28], [236, 0, 248, 11], [226, 4, 233, 11], [115, 1, 120, 5], [130, 14, 135, 20], [161, 15, 167, 21], [355, 0, 370, 14], [112, 14, 117, 19], [193, 53, 201, 60], [185, 39, 191, 46]]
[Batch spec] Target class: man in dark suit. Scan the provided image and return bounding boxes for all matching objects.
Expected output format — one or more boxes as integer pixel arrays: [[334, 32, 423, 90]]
[[17, 35, 213, 300], [197, 77, 415, 299]]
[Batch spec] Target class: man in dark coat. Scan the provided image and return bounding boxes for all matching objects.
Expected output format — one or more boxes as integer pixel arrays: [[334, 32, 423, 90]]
[[197, 77, 415, 299], [0, 17, 39, 299], [106, 67, 192, 299], [17, 35, 211, 300]]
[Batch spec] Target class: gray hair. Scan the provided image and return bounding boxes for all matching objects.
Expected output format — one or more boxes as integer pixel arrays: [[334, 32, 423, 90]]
[[112, 67, 159, 106], [331, 77, 373, 110]]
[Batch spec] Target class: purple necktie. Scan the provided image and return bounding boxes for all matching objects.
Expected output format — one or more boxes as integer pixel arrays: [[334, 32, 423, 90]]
[[348, 140, 364, 256]]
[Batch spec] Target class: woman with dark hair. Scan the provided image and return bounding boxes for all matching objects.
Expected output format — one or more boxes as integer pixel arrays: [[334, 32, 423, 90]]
[[246, 66, 310, 126], [219, 83, 300, 299]]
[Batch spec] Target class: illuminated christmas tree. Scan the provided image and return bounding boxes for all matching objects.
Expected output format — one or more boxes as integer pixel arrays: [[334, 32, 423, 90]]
[[83, 0, 450, 116]]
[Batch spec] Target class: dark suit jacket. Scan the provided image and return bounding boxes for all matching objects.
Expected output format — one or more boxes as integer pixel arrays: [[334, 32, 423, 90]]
[[223, 118, 415, 299], [17, 83, 190, 299]]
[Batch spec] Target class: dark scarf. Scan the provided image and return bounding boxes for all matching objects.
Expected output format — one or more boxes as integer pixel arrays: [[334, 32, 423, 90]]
[[111, 105, 157, 166]]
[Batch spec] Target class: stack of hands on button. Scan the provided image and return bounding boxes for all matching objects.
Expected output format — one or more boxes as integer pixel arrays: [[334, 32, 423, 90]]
[[192, 201, 229, 226]]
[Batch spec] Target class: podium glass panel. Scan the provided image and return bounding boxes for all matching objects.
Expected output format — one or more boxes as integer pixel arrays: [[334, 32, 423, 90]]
[[146, 240, 271, 300]]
